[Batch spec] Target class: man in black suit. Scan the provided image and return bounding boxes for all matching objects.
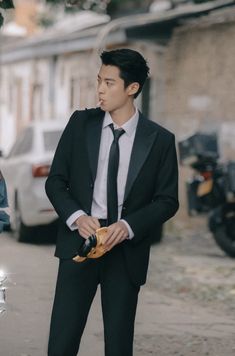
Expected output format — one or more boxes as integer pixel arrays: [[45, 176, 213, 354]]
[[46, 48, 179, 356]]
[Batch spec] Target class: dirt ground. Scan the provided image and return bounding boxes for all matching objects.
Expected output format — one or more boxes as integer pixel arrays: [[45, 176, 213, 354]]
[[137, 217, 235, 355], [1, 217, 235, 356]]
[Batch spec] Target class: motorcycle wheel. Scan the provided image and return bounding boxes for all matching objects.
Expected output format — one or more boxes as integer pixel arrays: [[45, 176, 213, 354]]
[[212, 210, 235, 258]]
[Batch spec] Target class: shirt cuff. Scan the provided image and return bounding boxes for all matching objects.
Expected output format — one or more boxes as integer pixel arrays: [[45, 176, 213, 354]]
[[120, 219, 134, 239], [66, 210, 87, 231]]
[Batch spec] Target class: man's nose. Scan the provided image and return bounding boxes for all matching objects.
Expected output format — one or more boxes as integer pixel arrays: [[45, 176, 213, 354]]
[[98, 81, 105, 94]]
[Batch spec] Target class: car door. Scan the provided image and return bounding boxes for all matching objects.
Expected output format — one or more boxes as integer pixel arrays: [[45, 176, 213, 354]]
[[0, 127, 34, 222]]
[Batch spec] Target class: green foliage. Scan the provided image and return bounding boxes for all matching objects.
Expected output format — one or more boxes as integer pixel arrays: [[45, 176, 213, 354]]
[[0, 0, 14, 28], [0, 0, 14, 10], [45, 0, 153, 16], [106, 0, 151, 16], [46, 0, 64, 4], [0, 12, 3, 27], [45, 0, 112, 14], [193, 0, 215, 3]]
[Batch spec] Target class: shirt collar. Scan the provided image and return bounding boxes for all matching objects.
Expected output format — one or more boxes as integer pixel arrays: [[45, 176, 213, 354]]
[[103, 108, 139, 137]]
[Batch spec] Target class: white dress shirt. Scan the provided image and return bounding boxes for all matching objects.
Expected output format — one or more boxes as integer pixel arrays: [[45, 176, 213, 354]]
[[66, 108, 139, 239]]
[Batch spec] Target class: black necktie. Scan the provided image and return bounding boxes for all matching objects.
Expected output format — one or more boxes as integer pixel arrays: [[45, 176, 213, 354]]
[[107, 124, 125, 225]]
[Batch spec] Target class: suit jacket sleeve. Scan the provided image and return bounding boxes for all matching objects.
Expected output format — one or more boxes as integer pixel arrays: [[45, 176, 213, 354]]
[[45, 111, 82, 224], [124, 134, 179, 244]]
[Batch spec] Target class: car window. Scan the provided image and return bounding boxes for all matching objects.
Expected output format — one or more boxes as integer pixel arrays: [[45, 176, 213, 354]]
[[43, 130, 62, 152], [8, 127, 33, 158]]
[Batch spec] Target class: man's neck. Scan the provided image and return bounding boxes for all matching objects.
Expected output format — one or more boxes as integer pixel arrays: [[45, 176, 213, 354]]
[[109, 104, 136, 127]]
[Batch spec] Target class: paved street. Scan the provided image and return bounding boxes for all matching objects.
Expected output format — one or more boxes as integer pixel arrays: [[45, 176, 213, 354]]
[[0, 221, 235, 356]]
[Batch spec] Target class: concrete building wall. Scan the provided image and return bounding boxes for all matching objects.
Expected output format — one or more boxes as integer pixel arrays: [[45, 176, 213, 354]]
[[0, 61, 32, 153], [0, 58, 54, 153], [163, 17, 235, 218], [0, 51, 95, 153], [54, 51, 97, 120], [164, 18, 235, 159]]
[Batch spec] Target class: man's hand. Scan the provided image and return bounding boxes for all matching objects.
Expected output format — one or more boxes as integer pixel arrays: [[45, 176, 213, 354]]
[[75, 215, 100, 239], [102, 221, 129, 251]]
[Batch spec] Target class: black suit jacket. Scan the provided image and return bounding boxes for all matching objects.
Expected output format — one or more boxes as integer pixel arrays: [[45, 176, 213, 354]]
[[45, 108, 179, 286]]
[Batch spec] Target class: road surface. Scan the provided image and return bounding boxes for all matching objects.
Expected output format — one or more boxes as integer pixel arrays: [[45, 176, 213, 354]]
[[0, 222, 235, 355]]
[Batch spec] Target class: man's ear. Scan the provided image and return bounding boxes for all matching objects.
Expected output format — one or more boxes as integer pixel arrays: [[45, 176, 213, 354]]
[[127, 82, 140, 96]]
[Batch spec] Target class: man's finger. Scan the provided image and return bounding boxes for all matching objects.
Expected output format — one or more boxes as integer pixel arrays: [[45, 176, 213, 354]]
[[87, 218, 100, 231], [104, 229, 121, 248], [91, 217, 101, 229], [79, 226, 96, 237], [78, 230, 90, 239], [107, 233, 125, 250], [102, 226, 116, 244]]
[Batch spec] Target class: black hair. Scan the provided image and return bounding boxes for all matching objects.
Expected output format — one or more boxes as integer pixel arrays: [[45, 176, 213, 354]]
[[100, 48, 149, 98]]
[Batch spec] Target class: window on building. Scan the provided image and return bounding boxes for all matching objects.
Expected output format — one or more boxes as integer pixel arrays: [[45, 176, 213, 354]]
[[79, 77, 90, 109], [31, 83, 43, 121], [70, 77, 80, 111], [8, 82, 13, 113], [15, 77, 23, 134]]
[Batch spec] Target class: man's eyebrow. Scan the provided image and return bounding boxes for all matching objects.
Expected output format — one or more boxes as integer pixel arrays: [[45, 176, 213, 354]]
[[97, 75, 116, 82]]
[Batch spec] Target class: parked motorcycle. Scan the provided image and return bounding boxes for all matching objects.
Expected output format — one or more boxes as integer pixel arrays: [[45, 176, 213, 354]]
[[178, 132, 235, 257]]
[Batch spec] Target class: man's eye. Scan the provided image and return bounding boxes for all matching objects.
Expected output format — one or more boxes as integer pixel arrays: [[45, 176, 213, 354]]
[[106, 82, 113, 87]]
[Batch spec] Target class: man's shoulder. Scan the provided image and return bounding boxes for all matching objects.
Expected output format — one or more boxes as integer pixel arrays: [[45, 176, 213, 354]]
[[154, 121, 174, 138], [65, 108, 104, 131], [72, 107, 104, 121], [140, 113, 174, 139]]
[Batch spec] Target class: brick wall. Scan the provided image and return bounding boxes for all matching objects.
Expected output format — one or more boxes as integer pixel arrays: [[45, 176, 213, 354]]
[[164, 18, 235, 142], [162, 16, 235, 220]]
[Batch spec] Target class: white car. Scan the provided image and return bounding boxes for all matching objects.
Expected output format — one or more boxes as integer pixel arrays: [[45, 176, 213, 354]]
[[0, 121, 65, 241]]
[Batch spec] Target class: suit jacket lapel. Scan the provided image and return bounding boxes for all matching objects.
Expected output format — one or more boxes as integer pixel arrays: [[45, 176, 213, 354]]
[[124, 113, 159, 201], [86, 109, 158, 200], [86, 108, 105, 182]]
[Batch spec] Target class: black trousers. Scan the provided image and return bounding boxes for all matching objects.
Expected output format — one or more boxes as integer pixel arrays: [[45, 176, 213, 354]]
[[48, 245, 140, 356]]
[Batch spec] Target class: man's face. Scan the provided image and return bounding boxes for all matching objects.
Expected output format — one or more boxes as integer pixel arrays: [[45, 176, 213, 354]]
[[97, 64, 133, 112]]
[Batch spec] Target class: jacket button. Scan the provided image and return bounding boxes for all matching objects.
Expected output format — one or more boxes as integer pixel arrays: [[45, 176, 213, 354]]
[[123, 206, 126, 210], [90, 183, 93, 189]]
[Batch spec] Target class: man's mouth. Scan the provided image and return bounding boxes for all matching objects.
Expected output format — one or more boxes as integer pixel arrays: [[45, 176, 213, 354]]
[[97, 99, 105, 107]]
